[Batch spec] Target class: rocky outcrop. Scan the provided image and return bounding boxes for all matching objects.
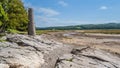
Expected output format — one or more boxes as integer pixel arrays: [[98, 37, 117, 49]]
[[55, 46, 120, 68], [0, 34, 73, 68], [0, 33, 120, 68]]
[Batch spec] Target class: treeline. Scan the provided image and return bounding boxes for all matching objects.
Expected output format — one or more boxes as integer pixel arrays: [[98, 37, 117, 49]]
[[0, 0, 28, 32], [37, 23, 120, 30]]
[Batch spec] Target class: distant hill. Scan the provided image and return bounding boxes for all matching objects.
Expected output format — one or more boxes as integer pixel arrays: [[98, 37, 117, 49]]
[[36, 23, 120, 30]]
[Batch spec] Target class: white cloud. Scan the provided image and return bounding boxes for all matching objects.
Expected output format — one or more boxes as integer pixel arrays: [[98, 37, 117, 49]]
[[36, 8, 60, 17], [22, 0, 32, 8], [24, 3, 33, 8], [35, 15, 120, 27], [23, 1, 60, 17], [34, 7, 60, 27], [22, 1, 61, 27], [35, 15, 60, 27], [58, 1, 68, 7], [35, 16, 58, 23], [35, 16, 91, 27], [100, 6, 108, 10]]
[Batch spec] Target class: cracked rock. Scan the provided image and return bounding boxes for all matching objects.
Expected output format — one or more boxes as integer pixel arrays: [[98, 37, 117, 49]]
[[0, 34, 74, 68], [55, 47, 120, 68]]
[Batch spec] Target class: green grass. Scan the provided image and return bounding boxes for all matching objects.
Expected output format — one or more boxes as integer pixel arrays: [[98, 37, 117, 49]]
[[78, 29, 120, 34], [0, 39, 6, 42], [36, 30, 61, 35], [19, 29, 120, 35], [5, 29, 120, 35], [7, 29, 19, 34], [15, 30, 61, 35]]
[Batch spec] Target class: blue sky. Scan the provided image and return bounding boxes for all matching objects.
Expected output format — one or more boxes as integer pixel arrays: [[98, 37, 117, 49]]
[[22, 0, 120, 27]]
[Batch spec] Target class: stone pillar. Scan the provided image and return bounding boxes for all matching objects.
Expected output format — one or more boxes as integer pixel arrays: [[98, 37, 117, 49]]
[[28, 8, 36, 36]]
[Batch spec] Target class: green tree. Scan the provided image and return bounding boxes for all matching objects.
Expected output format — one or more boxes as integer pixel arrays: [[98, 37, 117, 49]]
[[0, 0, 28, 32], [7, 0, 28, 31], [0, 0, 8, 12], [0, 3, 8, 32]]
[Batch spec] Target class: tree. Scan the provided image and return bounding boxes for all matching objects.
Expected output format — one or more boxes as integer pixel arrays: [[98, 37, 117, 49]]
[[0, 0, 28, 32], [0, 0, 8, 12], [0, 3, 8, 32], [7, 0, 28, 31]]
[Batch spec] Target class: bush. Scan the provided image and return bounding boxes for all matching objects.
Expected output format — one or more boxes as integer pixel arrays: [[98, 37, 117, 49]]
[[7, 29, 19, 34]]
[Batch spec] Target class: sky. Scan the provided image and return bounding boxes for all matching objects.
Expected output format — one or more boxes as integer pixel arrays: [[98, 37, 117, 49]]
[[22, 0, 120, 27]]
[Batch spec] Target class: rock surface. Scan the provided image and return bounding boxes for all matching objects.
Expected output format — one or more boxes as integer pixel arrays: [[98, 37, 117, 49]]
[[55, 46, 120, 68], [0, 34, 73, 68], [0, 32, 120, 68]]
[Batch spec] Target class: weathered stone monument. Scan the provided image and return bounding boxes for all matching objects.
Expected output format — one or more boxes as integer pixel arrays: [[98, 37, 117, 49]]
[[28, 8, 36, 36]]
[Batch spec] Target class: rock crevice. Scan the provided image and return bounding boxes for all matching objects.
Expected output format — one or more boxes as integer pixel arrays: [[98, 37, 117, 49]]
[[55, 47, 120, 68]]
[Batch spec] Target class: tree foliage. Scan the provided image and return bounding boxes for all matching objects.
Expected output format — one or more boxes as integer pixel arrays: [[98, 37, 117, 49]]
[[0, 3, 8, 31], [0, 0, 28, 32]]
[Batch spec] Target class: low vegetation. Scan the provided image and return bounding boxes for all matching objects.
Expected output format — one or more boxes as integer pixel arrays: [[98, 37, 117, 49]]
[[17, 29, 120, 35], [4, 30, 60, 35], [37, 23, 120, 30], [78, 29, 120, 34], [36, 30, 60, 35]]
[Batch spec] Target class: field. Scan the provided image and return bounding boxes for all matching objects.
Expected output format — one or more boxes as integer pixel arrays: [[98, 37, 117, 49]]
[[13, 30, 61, 35], [5, 29, 120, 35], [47, 30, 120, 54], [77, 29, 120, 34], [36, 29, 120, 34]]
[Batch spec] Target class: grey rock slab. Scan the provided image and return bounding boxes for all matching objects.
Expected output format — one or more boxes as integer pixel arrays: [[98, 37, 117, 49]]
[[55, 47, 120, 68], [0, 34, 73, 68], [0, 64, 9, 68]]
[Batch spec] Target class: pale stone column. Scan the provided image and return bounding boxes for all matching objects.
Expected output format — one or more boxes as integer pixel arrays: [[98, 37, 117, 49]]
[[28, 8, 36, 36]]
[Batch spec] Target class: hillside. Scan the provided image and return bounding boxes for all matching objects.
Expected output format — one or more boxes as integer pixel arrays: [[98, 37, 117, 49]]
[[37, 23, 120, 30]]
